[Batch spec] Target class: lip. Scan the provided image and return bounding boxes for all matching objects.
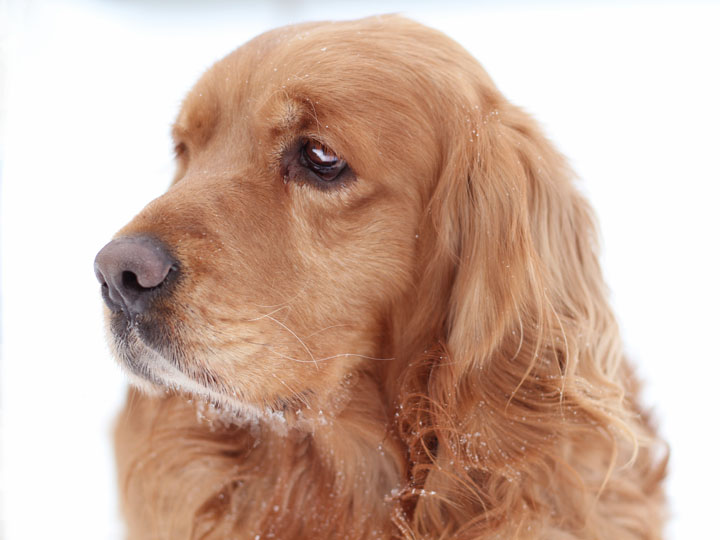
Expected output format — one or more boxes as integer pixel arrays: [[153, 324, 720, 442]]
[[107, 315, 169, 386], [108, 320, 288, 427], [108, 305, 177, 358], [108, 313, 226, 400], [105, 307, 181, 381]]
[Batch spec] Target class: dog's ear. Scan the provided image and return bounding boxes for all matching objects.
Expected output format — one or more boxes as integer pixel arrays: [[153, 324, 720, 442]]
[[432, 99, 605, 378], [392, 85, 653, 535]]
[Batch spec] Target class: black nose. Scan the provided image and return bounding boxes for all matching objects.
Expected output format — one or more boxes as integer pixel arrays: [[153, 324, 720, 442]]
[[94, 236, 177, 316]]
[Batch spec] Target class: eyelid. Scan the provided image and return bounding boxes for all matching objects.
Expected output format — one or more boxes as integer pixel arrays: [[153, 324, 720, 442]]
[[301, 138, 346, 164]]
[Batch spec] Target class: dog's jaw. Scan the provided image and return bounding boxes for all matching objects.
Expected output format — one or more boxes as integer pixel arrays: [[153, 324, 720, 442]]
[[107, 319, 297, 433]]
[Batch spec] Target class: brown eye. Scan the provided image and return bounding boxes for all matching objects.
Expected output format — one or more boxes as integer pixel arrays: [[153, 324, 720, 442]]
[[301, 139, 347, 182], [305, 140, 338, 166]]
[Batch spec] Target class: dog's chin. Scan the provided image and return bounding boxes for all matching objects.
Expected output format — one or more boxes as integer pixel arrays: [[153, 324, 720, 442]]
[[115, 338, 193, 396], [108, 320, 292, 431]]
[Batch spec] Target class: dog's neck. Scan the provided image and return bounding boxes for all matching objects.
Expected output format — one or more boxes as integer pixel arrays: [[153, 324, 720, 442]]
[[116, 369, 405, 539]]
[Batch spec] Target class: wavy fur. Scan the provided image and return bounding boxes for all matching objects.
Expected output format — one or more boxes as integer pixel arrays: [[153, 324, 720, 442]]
[[107, 16, 667, 539]]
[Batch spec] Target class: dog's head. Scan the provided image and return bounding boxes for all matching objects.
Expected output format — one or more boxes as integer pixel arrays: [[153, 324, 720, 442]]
[[95, 16, 598, 429]]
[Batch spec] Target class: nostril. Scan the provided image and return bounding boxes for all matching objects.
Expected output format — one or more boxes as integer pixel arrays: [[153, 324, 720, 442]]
[[122, 270, 144, 293]]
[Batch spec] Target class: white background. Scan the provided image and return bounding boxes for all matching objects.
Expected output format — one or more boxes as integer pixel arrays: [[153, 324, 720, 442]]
[[1, 1, 719, 538]]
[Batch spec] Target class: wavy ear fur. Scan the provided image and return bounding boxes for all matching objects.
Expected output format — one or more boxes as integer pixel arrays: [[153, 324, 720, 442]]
[[390, 75, 666, 538]]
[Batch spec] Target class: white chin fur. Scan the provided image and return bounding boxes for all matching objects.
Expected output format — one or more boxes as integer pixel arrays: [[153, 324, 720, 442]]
[[124, 345, 289, 434]]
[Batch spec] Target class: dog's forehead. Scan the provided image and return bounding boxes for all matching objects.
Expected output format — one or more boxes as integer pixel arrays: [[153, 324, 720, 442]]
[[173, 17, 460, 134]]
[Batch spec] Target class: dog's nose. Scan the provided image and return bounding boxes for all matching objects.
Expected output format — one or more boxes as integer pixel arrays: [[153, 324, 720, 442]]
[[94, 236, 177, 316]]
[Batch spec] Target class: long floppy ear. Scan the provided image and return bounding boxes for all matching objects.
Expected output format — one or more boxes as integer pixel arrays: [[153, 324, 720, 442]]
[[435, 98, 611, 382], [392, 84, 665, 537]]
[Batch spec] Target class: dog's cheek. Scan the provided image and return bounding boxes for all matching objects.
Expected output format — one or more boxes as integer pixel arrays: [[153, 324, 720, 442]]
[[283, 195, 417, 347]]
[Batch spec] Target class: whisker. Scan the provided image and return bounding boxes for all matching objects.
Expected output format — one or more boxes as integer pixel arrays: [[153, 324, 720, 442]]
[[304, 323, 350, 339], [269, 349, 394, 364], [246, 305, 291, 322], [264, 314, 319, 370], [316, 353, 395, 362]]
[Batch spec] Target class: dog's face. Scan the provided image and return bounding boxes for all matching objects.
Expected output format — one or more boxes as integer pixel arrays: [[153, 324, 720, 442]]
[[96, 19, 469, 419]]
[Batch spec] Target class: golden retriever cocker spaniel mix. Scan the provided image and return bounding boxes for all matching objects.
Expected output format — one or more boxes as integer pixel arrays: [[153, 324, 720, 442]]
[[95, 16, 667, 539]]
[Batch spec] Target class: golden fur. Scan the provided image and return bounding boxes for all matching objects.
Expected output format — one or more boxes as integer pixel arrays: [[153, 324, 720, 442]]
[[105, 16, 667, 539]]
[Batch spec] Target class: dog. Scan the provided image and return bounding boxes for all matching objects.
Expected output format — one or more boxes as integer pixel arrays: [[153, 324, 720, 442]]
[[95, 15, 667, 539]]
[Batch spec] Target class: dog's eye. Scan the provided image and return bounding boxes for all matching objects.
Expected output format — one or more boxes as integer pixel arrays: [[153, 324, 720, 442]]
[[300, 140, 346, 182]]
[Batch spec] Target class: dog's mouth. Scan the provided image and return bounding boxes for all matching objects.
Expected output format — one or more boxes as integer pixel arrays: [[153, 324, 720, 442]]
[[107, 309, 215, 396], [107, 311, 293, 427], [108, 312, 190, 390]]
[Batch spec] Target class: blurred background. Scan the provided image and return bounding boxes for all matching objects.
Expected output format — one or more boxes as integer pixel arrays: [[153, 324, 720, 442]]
[[1, 0, 718, 538]]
